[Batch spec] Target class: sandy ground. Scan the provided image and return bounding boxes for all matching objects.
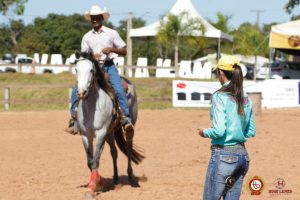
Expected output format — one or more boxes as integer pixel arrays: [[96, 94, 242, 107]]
[[0, 109, 299, 200]]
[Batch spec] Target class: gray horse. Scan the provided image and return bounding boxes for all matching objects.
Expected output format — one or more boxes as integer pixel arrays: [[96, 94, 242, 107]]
[[75, 52, 144, 194]]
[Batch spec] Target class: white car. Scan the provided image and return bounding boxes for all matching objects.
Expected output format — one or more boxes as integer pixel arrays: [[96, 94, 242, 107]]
[[257, 61, 300, 79]]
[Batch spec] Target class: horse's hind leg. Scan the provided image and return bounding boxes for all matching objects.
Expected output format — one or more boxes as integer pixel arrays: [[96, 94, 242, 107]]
[[126, 130, 134, 182], [106, 132, 119, 184]]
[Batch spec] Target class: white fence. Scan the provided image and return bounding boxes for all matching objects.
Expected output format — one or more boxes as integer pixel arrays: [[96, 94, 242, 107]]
[[0, 57, 217, 79]]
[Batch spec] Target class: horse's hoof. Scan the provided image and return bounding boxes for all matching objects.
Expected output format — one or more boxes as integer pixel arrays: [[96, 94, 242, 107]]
[[128, 174, 140, 187], [113, 176, 119, 185], [84, 191, 95, 199], [89, 179, 105, 192], [89, 170, 105, 192]]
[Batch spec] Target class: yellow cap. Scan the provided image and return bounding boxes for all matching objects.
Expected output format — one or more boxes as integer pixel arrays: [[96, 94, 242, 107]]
[[215, 55, 240, 71]]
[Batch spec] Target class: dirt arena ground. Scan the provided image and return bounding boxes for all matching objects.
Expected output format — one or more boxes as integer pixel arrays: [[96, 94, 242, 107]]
[[0, 109, 299, 200]]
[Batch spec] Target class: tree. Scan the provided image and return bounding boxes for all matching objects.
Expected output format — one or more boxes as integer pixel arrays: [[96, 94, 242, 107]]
[[285, 0, 300, 14], [209, 12, 232, 33], [157, 11, 204, 68], [0, 25, 13, 54], [208, 12, 234, 56], [16, 14, 90, 58], [9, 19, 24, 45], [291, 14, 300, 20], [0, 0, 27, 15], [116, 17, 161, 65], [232, 23, 268, 57], [0, 0, 28, 56]]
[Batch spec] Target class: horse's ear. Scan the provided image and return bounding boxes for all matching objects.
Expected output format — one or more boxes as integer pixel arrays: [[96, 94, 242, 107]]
[[75, 50, 81, 59]]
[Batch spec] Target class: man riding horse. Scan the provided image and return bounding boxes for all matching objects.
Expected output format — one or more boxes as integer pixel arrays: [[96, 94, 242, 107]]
[[66, 5, 134, 135]]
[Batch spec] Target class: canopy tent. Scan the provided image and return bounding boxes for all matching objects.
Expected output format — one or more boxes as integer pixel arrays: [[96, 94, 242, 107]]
[[269, 20, 300, 56], [130, 0, 233, 41], [127, 0, 233, 65]]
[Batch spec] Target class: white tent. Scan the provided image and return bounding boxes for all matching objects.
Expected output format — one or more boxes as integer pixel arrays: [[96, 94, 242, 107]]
[[127, 0, 233, 66], [129, 0, 233, 42]]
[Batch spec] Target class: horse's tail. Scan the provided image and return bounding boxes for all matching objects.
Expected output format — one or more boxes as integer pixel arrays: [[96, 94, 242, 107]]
[[114, 125, 145, 165]]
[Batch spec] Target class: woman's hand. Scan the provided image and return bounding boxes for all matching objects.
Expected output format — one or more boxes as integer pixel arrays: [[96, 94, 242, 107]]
[[197, 128, 205, 138]]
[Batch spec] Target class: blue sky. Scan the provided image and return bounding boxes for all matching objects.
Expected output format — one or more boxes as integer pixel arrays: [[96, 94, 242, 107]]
[[1, 0, 299, 28]]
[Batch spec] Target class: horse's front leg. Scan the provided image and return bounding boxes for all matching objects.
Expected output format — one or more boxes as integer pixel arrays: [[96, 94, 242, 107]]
[[88, 128, 106, 192], [106, 132, 119, 184], [81, 130, 94, 171]]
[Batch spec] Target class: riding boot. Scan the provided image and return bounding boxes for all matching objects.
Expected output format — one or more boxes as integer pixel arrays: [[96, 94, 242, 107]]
[[121, 118, 134, 136], [65, 116, 79, 135], [118, 107, 134, 136]]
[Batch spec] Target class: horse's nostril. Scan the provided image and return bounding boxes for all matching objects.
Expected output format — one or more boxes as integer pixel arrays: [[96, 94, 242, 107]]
[[78, 89, 86, 98]]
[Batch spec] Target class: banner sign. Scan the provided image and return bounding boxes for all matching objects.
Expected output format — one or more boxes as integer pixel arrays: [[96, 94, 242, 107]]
[[262, 80, 300, 108], [172, 80, 300, 108]]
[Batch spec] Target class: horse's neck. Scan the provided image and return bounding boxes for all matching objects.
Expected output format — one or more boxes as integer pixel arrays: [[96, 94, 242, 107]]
[[85, 81, 108, 103], [87, 81, 100, 100]]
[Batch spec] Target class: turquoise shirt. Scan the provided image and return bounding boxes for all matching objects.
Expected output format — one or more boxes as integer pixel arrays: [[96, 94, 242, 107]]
[[203, 85, 256, 145]]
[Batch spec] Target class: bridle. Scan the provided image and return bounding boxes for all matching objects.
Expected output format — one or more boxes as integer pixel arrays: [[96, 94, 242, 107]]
[[76, 58, 98, 100]]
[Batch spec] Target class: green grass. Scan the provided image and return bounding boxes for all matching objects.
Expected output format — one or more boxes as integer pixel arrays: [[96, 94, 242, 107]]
[[0, 73, 176, 111], [0, 73, 215, 111], [0, 73, 74, 111]]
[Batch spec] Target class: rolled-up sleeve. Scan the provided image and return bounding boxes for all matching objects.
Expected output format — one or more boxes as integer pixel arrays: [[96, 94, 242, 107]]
[[112, 30, 126, 48], [203, 94, 226, 139], [81, 34, 90, 53]]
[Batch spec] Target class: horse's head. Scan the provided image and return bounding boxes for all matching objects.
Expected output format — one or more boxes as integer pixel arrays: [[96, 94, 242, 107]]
[[75, 56, 96, 99]]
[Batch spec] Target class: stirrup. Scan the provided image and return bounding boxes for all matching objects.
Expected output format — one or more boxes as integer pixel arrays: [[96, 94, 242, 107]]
[[121, 119, 134, 134], [124, 122, 134, 133], [65, 118, 79, 135]]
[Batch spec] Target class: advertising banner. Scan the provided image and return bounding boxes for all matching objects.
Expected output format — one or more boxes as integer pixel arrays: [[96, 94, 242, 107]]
[[172, 80, 300, 108]]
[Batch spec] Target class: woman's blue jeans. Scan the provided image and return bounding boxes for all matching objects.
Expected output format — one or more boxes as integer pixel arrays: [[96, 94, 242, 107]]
[[70, 63, 131, 121], [203, 144, 250, 200]]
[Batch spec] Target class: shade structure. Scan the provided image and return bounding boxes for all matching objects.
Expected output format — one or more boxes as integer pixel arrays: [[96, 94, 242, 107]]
[[269, 20, 300, 55], [129, 0, 233, 42]]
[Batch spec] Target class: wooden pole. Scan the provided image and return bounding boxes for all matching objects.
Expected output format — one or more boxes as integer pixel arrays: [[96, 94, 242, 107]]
[[69, 87, 73, 110], [4, 87, 10, 110]]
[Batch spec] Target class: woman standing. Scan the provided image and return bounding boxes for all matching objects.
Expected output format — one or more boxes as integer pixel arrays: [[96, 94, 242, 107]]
[[198, 55, 256, 200]]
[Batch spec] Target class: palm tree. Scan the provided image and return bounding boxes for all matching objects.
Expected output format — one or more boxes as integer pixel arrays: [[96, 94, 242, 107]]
[[157, 11, 204, 71]]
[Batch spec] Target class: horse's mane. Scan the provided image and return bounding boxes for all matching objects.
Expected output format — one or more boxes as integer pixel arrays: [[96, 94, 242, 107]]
[[76, 51, 112, 95]]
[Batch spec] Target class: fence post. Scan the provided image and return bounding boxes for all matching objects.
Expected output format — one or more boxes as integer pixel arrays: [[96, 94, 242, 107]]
[[4, 87, 10, 110], [69, 87, 72, 109], [68, 65, 73, 73]]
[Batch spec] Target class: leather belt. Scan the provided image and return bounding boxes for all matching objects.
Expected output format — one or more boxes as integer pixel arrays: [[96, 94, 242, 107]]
[[103, 60, 114, 67]]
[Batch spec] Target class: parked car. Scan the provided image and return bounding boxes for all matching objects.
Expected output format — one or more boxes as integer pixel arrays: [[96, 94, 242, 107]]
[[15, 56, 33, 64], [256, 61, 300, 79], [2, 53, 14, 63], [245, 65, 254, 80], [0, 56, 34, 73], [17, 56, 34, 73]]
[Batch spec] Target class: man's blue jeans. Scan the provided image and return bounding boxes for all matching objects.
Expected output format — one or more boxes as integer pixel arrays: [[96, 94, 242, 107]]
[[70, 63, 131, 122], [203, 144, 250, 200]]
